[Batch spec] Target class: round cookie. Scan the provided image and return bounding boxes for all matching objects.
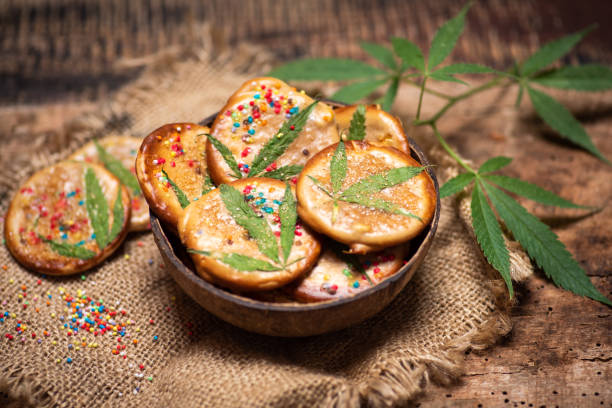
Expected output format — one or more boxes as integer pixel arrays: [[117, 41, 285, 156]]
[[334, 105, 410, 153], [287, 244, 408, 302], [206, 77, 339, 184], [178, 178, 321, 292], [4, 161, 131, 275], [296, 141, 436, 254], [69, 136, 149, 231], [135, 123, 214, 230]]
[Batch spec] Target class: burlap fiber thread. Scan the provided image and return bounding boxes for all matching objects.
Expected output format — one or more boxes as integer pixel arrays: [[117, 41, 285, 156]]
[[0, 41, 534, 407]]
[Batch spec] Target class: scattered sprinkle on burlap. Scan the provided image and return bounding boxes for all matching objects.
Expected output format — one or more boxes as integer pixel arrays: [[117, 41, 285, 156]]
[[0, 42, 534, 408]]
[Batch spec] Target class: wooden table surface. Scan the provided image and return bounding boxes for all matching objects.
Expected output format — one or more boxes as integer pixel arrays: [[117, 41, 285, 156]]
[[1, 1, 610, 407]]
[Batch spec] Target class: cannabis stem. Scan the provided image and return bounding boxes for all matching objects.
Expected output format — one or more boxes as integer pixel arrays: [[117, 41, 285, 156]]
[[431, 124, 476, 174], [401, 77, 453, 100], [415, 77, 428, 120]]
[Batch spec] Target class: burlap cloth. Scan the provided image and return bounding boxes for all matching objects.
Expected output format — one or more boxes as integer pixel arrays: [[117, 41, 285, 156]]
[[0, 42, 538, 407]]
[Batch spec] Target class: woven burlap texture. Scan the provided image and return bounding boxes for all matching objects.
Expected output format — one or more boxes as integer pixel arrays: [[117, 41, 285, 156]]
[[0, 43, 533, 408]]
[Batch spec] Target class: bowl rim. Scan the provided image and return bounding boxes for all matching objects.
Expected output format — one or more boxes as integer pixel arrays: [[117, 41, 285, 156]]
[[150, 102, 440, 313]]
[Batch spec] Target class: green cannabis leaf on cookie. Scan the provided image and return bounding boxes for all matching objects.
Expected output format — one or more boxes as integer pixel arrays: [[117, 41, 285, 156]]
[[269, 3, 612, 306], [94, 141, 142, 195], [309, 109, 424, 223], [206, 101, 318, 181], [42, 167, 124, 259], [188, 183, 300, 272]]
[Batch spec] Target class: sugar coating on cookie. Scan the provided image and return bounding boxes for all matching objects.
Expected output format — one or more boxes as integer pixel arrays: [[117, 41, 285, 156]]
[[136, 123, 213, 229], [206, 77, 339, 184], [69, 136, 149, 231], [288, 244, 408, 302], [297, 141, 436, 254], [334, 105, 410, 153], [4, 161, 131, 275], [179, 178, 321, 292]]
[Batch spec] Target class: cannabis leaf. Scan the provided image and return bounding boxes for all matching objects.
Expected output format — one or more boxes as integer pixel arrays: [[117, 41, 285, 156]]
[[161, 169, 190, 209], [219, 184, 280, 264], [94, 141, 141, 195], [249, 101, 318, 176], [439, 172, 474, 198], [520, 26, 595, 77], [268, 58, 386, 81], [427, 3, 471, 70], [332, 79, 388, 105], [329, 241, 374, 285], [379, 78, 399, 112], [207, 134, 242, 179], [478, 156, 512, 174], [482, 182, 611, 306], [279, 183, 297, 263], [526, 86, 610, 164], [360, 41, 397, 70], [40, 235, 96, 260], [310, 142, 424, 222], [187, 249, 281, 272], [202, 174, 216, 195], [471, 182, 512, 297], [346, 105, 366, 141], [109, 189, 125, 241], [263, 165, 303, 181], [532, 65, 612, 91], [85, 167, 110, 249], [189, 184, 301, 273], [391, 37, 425, 72]]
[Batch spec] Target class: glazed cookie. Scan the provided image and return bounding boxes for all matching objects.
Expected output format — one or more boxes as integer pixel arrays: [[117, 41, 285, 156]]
[[334, 105, 410, 153], [69, 136, 149, 231], [288, 243, 408, 302], [136, 123, 214, 229], [179, 178, 321, 292], [4, 161, 131, 275], [296, 141, 436, 254], [206, 77, 338, 185]]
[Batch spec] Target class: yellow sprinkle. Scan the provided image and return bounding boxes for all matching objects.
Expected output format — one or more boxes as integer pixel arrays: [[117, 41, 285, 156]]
[[9, 279, 14, 284], [124, 254, 130, 260], [52, 341, 57, 345], [323, 274, 330, 281], [56, 359, 61, 363], [51, 313, 56, 318], [75, 347, 80, 351], [136, 327, 141, 333], [300, 90, 306, 94], [170, 152, 176, 157], [10, 313, 16, 318]]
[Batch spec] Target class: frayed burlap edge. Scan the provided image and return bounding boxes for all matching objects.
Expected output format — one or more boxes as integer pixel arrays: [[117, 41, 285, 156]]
[[0, 30, 534, 407]]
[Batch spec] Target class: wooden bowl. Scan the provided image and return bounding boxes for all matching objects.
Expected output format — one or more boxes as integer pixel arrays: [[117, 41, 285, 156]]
[[150, 104, 441, 337]]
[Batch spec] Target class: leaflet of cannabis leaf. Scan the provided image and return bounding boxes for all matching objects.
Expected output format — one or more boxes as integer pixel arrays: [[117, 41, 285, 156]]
[[188, 183, 301, 272]]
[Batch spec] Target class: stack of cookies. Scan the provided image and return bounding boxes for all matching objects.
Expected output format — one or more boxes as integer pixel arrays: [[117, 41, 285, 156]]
[[5, 77, 435, 303]]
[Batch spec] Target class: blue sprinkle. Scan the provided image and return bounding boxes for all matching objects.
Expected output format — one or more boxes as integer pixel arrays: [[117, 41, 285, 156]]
[[254, 94, 260, 99], [68, 344, 73, 349], [248, 129, 255, 135], [248, 116, 253, 123], [67, 191, 76, 198], [59, 316, 65, 321], [66, 358, 72, 363], [76, 240, 85, 246], [71, 317, 76, 323], [61, 233, 68, 240], [148, 259, 154, 266], [263, 207, 273, 214], [290, 107, 298, 114], [258, 192, 264, 197], [0, 318, 4, 323], [78, 200, 84, 206], [244, 164, 249, 169], [353, 281, 360, 288], [63, 323, 68, 328], [59, 226, 64, 231], [273, 200, 281, 205], [246, 194, 254, 200], [269, 101, 275, 108], [233, 122, 240, 127], [153, 335, 159, 341]]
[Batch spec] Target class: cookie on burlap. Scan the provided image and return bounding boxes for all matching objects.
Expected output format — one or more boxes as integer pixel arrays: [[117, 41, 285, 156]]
[[334, 105, 410, 153], [179, 178, 321, 292], [69, 136, 150, 231], [288, 243, 409, 302], [206, 77, 338, 184], [297, 141, 436, 254], [135, 123, 213, 230], [4, 161, 131, 275]]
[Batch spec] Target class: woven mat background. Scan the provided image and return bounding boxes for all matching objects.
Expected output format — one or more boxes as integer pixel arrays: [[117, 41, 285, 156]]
[[0, 38, 539, 408]]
